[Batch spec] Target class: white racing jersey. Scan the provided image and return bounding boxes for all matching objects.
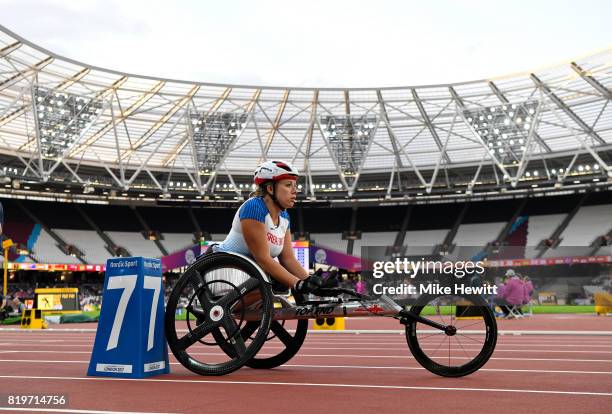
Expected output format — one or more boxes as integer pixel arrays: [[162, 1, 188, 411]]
[[210, 197, 291, 295], [218, 197, 290, 259]]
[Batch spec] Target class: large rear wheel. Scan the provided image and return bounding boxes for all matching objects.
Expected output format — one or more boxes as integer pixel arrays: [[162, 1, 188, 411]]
[[216, 290, 308, 369], [165, 252, 274, 376]]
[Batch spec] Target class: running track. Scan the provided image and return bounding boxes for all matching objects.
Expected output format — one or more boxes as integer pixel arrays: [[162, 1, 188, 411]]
[[0, 314, 610, 414]]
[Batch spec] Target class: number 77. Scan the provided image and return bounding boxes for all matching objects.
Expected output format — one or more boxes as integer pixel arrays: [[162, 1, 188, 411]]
[[106, 275, 161, 351]]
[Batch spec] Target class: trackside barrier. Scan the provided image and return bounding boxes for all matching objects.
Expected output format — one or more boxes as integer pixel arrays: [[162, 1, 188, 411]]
[[594, 292, 612, 316], [20, 309, 46, 329], [313, 317, 345, 330], [87, 257, 170, 378]]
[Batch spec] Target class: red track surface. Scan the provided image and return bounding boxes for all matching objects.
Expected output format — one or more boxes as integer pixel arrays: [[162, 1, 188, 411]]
[[0, 315, 611, 414]]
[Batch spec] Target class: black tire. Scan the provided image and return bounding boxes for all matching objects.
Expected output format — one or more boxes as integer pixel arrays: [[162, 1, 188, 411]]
[[165, 252, 274, 376], [215, 289, 308, 369], [405, 293, 497, 377], [245, 289, 308, 369]]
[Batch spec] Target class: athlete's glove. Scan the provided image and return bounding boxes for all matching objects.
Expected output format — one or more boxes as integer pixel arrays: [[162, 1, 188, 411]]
[[294, 275, 324, 295]]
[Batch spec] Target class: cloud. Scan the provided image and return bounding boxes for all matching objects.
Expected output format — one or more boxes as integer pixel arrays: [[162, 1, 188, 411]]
[[1, 0, 610, 87]]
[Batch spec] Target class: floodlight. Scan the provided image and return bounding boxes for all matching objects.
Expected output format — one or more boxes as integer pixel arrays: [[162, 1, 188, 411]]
[[320, 114, 377, 183], [188, 111, 248, 174]]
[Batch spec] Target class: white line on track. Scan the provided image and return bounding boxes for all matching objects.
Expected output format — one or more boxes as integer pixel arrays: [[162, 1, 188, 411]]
[[0, 409, 177, 414], [4, 343, 611, 353], [3, 328, 612, 336], [2, 359, 611, 375], [3, 339, 612, 348], [3, 332, 611, 341], [0, 375, 610, 397], [2, 350, 611, 362]]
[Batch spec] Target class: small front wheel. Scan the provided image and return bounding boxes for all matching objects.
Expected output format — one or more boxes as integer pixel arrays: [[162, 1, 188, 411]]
[[405, 293, 497, 377]]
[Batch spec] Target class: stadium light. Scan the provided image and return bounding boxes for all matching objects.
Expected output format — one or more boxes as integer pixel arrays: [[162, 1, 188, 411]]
[[321, 114, 377, 185], [33, 87, 104, 159], [462, 100, 540, 179], [189, 111, 248, 174]]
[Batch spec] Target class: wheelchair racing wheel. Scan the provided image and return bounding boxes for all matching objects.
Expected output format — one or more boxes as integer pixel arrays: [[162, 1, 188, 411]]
[[216, 289, 308, 369], [165, 252, 274, 376], [404, 293, 497, 377]]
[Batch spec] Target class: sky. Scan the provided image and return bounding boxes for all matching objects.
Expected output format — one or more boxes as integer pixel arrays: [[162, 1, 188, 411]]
[[0, 0, 610, 88]]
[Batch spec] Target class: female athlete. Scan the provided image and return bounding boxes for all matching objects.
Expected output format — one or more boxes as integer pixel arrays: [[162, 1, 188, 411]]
[[216, 160, 323, 295]]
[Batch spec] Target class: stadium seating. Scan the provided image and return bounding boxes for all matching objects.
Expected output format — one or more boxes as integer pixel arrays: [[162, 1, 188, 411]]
[[2, 192, 611, 264], [54, 229, 111, 264], [559, 204, 612, 247], [353, 232, 397, 255], [310, 233, 347, 252], [404, 229, 448, 255], [32, 229, 80, 264], [105, 232, 163, 258], [160, 233, 195, 254]]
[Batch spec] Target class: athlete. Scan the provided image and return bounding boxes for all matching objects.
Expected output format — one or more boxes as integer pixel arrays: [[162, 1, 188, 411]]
[[217, 160, 323, 295]]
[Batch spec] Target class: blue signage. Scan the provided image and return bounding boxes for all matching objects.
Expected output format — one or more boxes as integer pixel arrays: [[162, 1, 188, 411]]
[[87, 257, 170, 378]]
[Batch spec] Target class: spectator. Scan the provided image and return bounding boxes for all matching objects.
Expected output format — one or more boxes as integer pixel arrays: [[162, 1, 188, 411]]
[[355, 276, 366, 295], [502, 270, 524, 304], [12, 297, 26, 315], [495, 269, 525, 318], [522, 276, 534, 306]]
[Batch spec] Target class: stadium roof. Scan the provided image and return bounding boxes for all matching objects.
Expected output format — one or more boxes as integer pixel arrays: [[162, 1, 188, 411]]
[[0, 25, 610, 201]]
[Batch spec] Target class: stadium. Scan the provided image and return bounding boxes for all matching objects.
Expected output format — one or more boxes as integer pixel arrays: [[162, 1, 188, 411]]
[[0, 11, 611, 414]]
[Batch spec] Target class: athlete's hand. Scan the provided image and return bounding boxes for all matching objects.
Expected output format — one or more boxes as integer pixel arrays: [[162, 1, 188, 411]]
[[294, 275, 323, 294]]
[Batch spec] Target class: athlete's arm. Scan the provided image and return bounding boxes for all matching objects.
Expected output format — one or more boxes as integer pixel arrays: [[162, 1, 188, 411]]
[[278, 230, 308, 279], [241, 219, 301, 288]]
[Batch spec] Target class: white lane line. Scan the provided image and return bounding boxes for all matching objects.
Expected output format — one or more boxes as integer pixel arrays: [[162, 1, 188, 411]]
[[3, 334, 611, 342], [2, 328, 612, 336], [1, 351, 611, 363], [3, 339, 612, 348], [2, 334, 611, 345], [283, 364, 612, 375], [2, 359, 611, 375], [6, 343, 612, 354], [0, 375, 610, 397], [0, 409, 177, 414]]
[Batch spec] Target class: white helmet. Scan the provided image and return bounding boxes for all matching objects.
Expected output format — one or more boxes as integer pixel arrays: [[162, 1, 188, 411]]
[[254, 160, 299, 185]]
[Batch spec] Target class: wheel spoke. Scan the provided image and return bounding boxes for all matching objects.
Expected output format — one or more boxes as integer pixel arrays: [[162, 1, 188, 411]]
[[453, 336, 472, 360], [186, 304, 206, 321], [222, 316, 247, 357], [456, 304, 468, 318], [240, 321, 259, 341], [270, 320, 294, 347], [428, 329, 448, 358], [456, 332, 485, 345], [190, 270, 215, 308], [416, 331, 446, 340], [177, 322, 215, 350], [218, 278, 260, 308], [432, 304, 447, 326], [455, 319, 485, 330]]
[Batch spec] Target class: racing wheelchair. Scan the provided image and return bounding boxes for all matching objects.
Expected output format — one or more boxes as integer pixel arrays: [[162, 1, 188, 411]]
[[165, 251, 497, 377]]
